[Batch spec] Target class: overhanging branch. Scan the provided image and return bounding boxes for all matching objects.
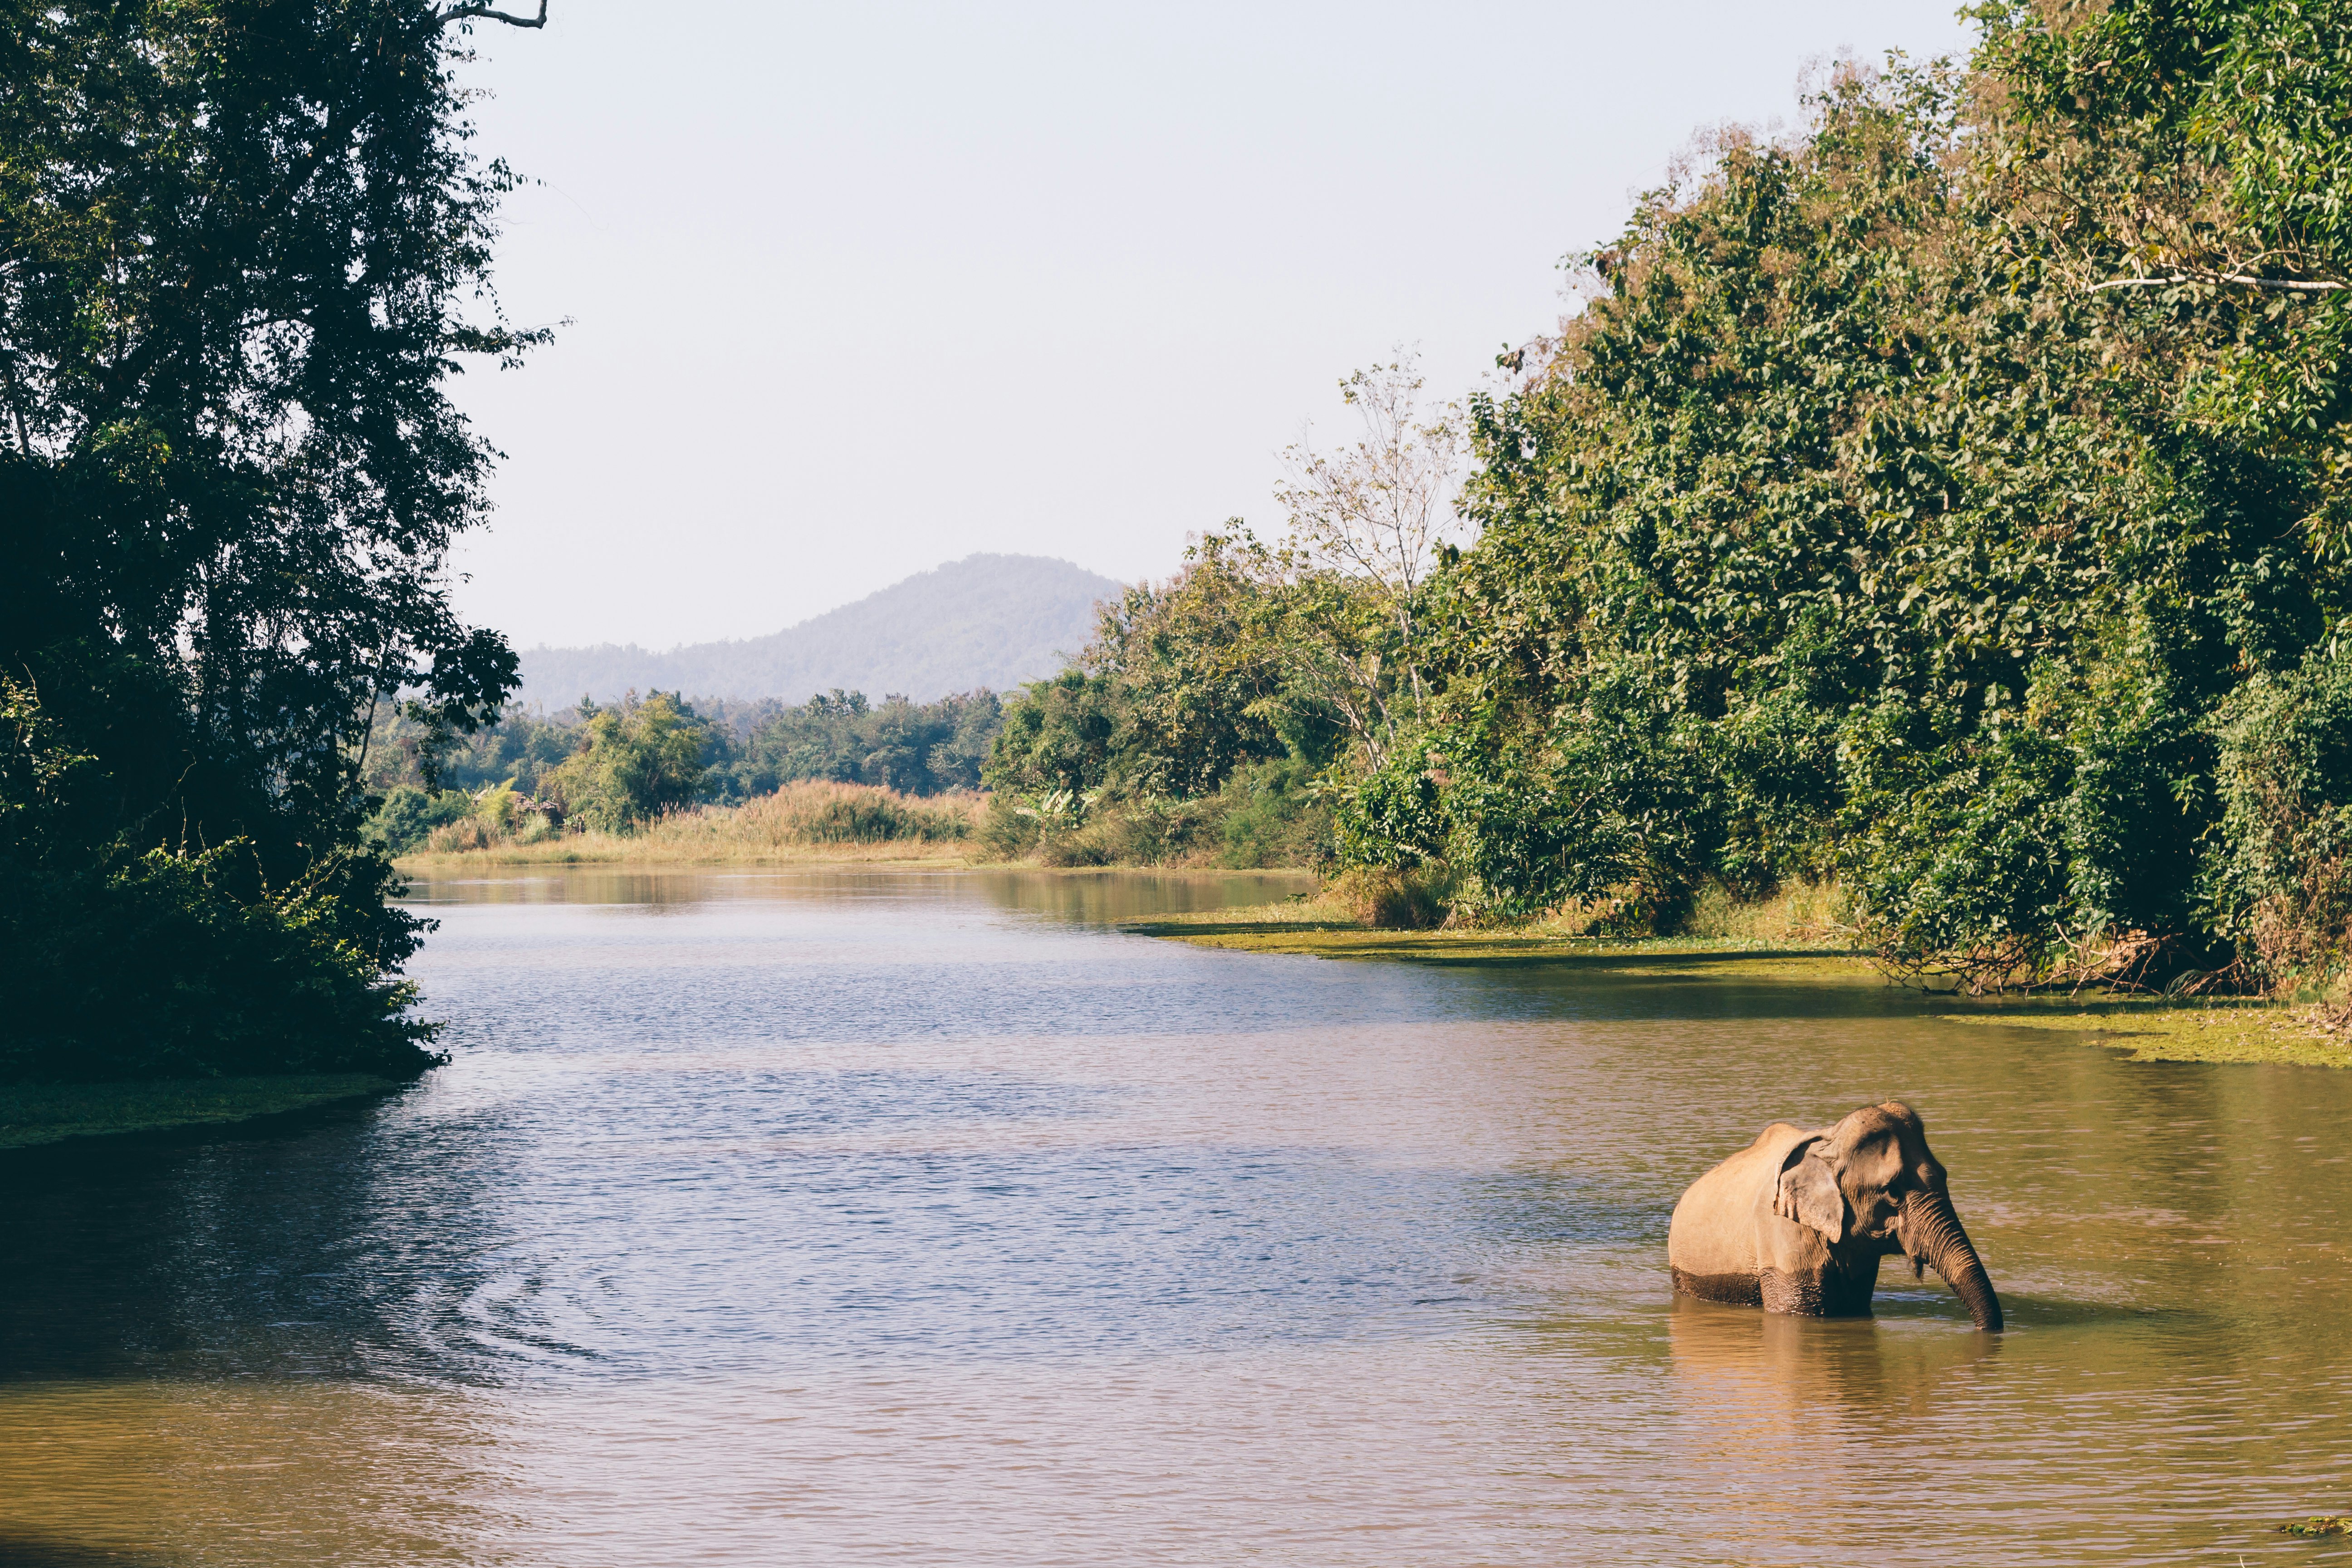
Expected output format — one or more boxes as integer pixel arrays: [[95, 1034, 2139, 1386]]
[[434, 0, 547, 28]]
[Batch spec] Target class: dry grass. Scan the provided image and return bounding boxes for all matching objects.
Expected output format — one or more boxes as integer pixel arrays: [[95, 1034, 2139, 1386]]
[[397, 781, 990, 870], [1681, 881, 1859, 944]]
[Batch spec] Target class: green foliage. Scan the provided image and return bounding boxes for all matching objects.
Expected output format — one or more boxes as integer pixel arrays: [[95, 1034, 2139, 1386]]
[[543, 693, 713, 832], [2209, 643, 2352, 987], [1333, 753, 1447, 871], [2281, 1517, 2352, 1539], [1209, 760, 1334, 869], [985, 534, 1352, 808], [1085, 534, 1319, 794], [981, 760, 1330, 870], [0, 841, 444, 1083], [985, 670, 1130, 799], [364, 784, 475, 855], [978, 539, 1349, 871], [364, 704, 580, 798], [715, 689, 1001, 800], [358, 688, 1007, 849], [1334, 24, 2352, 982], [756, 782, 977, 845], [2, 678, 440, 1082], [0, 1, 535, 1077]]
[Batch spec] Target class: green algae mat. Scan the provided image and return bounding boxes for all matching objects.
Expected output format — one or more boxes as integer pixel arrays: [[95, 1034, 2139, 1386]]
[[1126, 915, 2352, 1068], [1936, 1003, 2352, 1068], [1119, 916, 1873, 976]]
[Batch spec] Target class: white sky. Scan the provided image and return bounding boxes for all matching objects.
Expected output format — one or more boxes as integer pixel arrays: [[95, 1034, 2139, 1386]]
[[447, 1, 1978, 652]]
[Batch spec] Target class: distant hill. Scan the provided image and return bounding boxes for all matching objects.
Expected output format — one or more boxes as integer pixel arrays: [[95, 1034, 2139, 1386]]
[[514, 553, 1122, 706]]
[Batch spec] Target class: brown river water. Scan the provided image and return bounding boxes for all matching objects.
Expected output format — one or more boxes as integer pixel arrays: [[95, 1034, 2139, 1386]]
[[3, 867, 2349, 1566]]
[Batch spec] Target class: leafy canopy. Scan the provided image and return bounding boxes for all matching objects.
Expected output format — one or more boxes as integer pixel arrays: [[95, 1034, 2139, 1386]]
[[0, 0, 542, 1077]]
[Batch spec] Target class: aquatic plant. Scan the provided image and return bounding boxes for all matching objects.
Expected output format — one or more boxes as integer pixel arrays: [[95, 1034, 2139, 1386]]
[[2281, 1516, 2352, 1537]]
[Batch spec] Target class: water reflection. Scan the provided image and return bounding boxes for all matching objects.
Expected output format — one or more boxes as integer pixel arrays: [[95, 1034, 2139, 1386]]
[[3, 867, 2350, 1565], [403, 865, 1315, 919], [1666, 1292, 2004, 1427]]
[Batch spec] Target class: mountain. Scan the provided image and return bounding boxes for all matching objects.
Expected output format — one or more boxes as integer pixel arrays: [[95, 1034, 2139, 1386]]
[[514, 553, 1123, 706]]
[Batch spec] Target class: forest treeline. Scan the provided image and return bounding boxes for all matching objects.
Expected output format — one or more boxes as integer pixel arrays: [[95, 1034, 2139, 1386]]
[[988, 4, 2352, 994], [372, 666, 1330, 868], [363, 689, 1000, 853]]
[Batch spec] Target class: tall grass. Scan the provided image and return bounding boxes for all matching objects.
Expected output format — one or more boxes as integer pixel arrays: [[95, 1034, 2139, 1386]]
[[647, 781, 984, 852], [402, 781, 987, 867]]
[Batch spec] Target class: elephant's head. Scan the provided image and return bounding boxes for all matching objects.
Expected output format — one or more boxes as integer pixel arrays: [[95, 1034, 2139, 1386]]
[[1773, 1101, 2003, 1331]]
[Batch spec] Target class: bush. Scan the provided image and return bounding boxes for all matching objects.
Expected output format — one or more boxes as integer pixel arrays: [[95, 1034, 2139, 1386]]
[[630, 782, 986, 856], [0, 841, 442, 1083], [727, 781, 978, 844], [711, 689, 1002, 800], [365, 784, 475, 855], [0, 682, 441, 1082], [1209, 760, 1332, 868], [975, 761, 1328, 870], [2210, 647, 2352, 994], [1328, 866, 1454, 929]]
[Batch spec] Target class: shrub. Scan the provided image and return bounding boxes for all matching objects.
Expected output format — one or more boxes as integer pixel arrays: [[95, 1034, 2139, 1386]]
[[975, 761, 1328, 870], [1210, 760, 1332, 869], [0, 840, 442, 1083], [365, 784, 475, 855], [1328, 866, 1454, 929], [0, 682, 441, 1082], [729, 781, 978, 844], [2210, 648, 2352, 994]]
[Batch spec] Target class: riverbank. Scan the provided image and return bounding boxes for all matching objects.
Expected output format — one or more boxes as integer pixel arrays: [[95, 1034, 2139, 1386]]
[[396, 781, 990, 870], [398, 838, 983, 872], [1124, 899, 2352, 1069], [0, 1074, 400, 1151]]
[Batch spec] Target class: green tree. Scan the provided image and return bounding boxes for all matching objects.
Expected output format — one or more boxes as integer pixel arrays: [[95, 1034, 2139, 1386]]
[[709, 688, 1003, 800], [1390, 33, 2352, 978], [0, 0, 546, 1078], [544, 693, 714, 831], [985, 670, 1128, 800]]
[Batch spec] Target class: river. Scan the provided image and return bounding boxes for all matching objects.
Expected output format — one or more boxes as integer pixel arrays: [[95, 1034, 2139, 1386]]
[[3, 867, 2348, 1565]]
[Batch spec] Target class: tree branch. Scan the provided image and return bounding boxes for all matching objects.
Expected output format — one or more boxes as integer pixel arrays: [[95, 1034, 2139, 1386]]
[[2091, 267, 2347, 294], [434, 0, 547, 29]]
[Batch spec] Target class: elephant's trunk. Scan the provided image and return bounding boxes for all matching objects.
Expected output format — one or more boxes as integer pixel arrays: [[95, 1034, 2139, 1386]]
[[1901, 1188, 2003, 1332]]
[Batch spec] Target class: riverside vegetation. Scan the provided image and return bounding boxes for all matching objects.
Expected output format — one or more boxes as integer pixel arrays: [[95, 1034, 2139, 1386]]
[[19, 0, 2352, 1123], [1, 2, 544, 1099], [1002, 3, 2352, 1042], [369, 684, 1329, 870]]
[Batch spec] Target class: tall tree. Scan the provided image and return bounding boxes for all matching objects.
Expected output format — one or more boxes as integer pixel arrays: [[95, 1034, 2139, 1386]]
[[0, 0, 546, 1078]]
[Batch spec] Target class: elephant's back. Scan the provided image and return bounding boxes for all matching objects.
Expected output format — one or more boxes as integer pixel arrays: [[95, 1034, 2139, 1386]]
[[1667, 1122, 1810, 1284]]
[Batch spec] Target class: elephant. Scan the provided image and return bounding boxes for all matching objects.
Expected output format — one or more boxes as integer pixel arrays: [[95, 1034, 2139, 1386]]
[[1667, 1100, 2003, 1331]]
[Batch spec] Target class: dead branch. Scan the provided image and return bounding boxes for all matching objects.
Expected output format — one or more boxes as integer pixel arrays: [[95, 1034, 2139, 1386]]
[[2091, 266, 2346, 294], [434, 0, 547, 29]]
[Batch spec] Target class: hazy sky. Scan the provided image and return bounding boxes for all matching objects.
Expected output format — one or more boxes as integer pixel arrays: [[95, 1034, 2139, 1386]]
[[449, 2, 1977, 652]]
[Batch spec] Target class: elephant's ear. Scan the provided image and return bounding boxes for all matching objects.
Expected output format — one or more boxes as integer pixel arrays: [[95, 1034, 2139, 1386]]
[[1775, 1139, 1846, 1243]]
